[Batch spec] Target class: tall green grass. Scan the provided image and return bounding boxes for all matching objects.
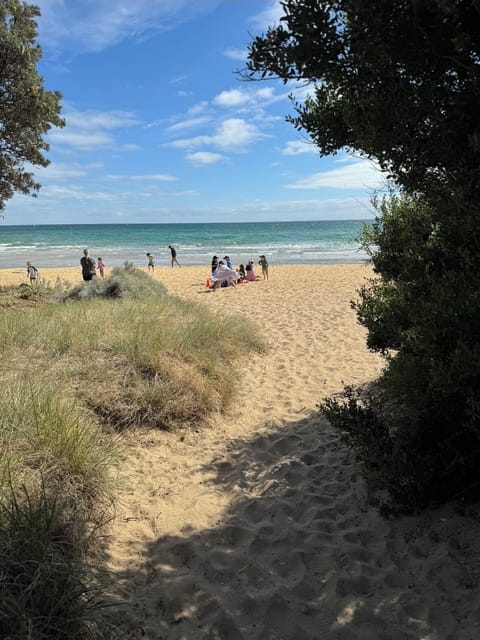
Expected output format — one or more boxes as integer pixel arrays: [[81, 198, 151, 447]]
[[0, 265, 266, 636], [0, 383, 119, 639], [1, 290, 265, 429]]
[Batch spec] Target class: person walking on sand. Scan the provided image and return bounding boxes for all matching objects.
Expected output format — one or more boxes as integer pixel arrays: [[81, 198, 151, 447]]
[[97, 257, 106, 278], [258, 255, 269, 280], [146, 253, 154, 273], [80, 248, 97, 282], [26, 261, 38, 286], [168, 245, 181, 268]]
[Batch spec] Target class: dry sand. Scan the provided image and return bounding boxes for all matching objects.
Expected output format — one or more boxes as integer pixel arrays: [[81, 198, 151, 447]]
[[2, 264, 480, 639]]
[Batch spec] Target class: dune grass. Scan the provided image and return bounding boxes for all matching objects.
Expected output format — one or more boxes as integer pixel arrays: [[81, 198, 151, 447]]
[[0, 382, 119, 639], [0, 266, 266, 638]]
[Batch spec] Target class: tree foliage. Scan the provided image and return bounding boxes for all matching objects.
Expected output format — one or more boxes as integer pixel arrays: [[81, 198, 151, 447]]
[[247, 1, 480, 509], [247, 0, 480, 200], [0, 0, 64, 211]]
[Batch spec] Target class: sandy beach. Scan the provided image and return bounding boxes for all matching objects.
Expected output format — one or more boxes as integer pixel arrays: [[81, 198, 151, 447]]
[[2, 264, 479, 639]]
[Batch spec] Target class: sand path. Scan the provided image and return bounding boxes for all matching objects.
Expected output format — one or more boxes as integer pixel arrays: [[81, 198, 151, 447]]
[[2, 264, 476, 639]]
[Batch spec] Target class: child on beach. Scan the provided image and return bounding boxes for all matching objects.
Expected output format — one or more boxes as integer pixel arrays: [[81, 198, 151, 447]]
[[26, 261, 38, 286], [245, 260, 256, 281], [258, 255, 269, 280], [97, 257, 105, 278]]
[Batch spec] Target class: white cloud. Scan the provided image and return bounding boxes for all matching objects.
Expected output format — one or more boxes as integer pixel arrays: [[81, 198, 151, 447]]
[[162, 190, 199, 197], [131, 174, 178, 182], [186, 152, 224, 166], [250, 1, 285, 31], [214, 89, 251, 108], [35, 162, 89, 180], [167, 135, 210, 150], [213, 86, 281, 110], [65, 110, 140, 130], [35, 0, 224, 56], [188, 101, 209, 116], [48, 108, 141, 152], [170, 74, 189, 86], [167, 118, 263, 152], [286, 160, 384, 190], [41, 186, 117, 201], [166, 117, 212, 133], [223, 47, 247, 61], [282, 140, 318, 156], [214, 118, 260, 149], [48, 130, 114, 150], [106, 173, 178, 182]]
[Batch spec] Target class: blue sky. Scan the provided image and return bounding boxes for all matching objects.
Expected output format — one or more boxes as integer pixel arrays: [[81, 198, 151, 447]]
[[5, 0, 386, 225]]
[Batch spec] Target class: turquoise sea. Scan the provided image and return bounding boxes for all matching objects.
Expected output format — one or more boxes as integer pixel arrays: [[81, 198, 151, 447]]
[[0, 220, 371, 269]]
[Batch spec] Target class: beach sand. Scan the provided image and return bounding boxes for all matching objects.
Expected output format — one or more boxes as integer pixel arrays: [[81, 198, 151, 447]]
[[2, 264, 479, 639]]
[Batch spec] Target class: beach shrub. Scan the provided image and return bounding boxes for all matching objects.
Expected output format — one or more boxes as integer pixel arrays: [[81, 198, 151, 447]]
[[321, 193, 480, 511], [248, 0, 480, 510]]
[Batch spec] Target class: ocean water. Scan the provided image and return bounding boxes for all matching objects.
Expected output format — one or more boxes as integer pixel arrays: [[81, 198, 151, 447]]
[[0, 220, 371, 269]]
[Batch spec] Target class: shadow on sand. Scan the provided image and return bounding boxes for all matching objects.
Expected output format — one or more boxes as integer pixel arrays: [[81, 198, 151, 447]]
[[105, 412, 480, 640]]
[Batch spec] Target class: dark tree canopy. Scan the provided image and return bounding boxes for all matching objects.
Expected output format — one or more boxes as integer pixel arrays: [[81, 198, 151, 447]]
[[0, 0, 64, 211], [247, 1, 480, 510], [246, 0, 480, 200]]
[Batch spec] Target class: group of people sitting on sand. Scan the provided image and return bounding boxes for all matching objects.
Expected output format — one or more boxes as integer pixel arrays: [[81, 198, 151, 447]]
[[209, 254, 269, 290]]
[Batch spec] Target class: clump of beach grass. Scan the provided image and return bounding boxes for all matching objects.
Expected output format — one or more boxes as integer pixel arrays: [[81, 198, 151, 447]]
[[58, 261, 168, 301], [0, 264, 266, 635], [1, 267, 265, 430], [0, 381, 120, 639]]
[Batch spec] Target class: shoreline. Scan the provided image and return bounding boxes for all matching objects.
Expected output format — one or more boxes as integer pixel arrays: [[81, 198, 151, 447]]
[[0, 256, 369, 271], [0, 262, 371, 289]]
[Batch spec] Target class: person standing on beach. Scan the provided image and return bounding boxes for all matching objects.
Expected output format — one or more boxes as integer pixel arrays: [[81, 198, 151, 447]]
[[146, 253, 154, 273], [258, 255, 269, 280], [80, 248, 97, 282], [168, 245, 181, 268], [26, 261, 38, 286], [97, 257, 106, 278]]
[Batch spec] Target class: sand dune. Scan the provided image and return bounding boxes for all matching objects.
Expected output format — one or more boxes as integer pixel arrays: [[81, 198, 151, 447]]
[[2, 264, 479, 639]]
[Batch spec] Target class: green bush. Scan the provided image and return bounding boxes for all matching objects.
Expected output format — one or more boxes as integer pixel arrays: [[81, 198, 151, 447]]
[[320, 193, 480, 512]]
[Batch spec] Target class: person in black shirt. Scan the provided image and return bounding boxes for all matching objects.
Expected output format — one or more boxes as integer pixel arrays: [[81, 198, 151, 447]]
[[168, 244, 181, 268], [80, 248, 97, 281], [211, 255, 218, 275]]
